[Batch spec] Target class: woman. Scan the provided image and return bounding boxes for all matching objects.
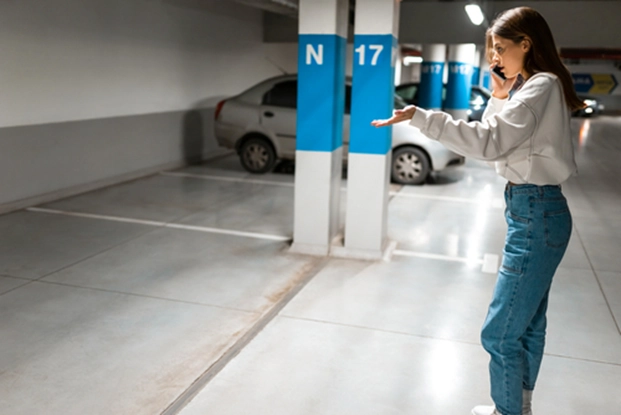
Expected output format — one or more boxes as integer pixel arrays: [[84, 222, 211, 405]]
[[372, 7, 584, 415]]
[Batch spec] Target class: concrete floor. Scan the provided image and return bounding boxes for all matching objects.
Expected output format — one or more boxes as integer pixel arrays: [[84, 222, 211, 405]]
[[1, 116, 620, 415]]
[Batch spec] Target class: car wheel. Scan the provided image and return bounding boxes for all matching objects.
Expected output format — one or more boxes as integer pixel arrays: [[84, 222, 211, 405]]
[[391, 147, 430, 185], [239, 137, 276, 174]]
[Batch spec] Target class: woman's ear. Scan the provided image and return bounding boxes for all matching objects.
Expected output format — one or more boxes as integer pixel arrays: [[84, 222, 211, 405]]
[[521, 39, 531, 52]]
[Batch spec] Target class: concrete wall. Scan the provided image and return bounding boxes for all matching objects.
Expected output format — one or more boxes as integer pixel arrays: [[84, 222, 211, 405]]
[[0, 0, 293, 213]]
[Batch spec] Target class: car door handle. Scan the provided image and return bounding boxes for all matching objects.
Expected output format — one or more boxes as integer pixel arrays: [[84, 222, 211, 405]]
[[263, 111, 274, 118]]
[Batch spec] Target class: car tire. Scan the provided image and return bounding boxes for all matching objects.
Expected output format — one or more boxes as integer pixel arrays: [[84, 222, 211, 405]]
[[391, 146, 430, 185], [239, 137, 277, 174]]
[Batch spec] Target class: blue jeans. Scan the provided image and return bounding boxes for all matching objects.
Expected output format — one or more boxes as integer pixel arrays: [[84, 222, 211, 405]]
[[481, 184, 572, 415]]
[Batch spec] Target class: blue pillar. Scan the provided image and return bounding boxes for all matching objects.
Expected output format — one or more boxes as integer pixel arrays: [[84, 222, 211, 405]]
[[480, 48, 491, 89], [419, 44, 446, 110], [445, 44, 476, 121], [471, 46, 482, 87], [335, 0, 399, 260], [290, 0, 348, 256], [471, 67, 481, 87], [482, 71, 491, 90]]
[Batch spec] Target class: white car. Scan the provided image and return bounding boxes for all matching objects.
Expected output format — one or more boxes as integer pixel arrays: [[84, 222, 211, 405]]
[[214, 74, 464, 185]]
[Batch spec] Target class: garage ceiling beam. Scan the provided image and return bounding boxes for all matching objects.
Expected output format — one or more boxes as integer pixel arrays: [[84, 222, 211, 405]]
[[231, 0, 299, 17]]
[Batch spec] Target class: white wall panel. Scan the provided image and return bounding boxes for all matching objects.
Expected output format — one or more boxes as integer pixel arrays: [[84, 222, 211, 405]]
[[0, 0, 296, 211], [0, 0, 283, 128]]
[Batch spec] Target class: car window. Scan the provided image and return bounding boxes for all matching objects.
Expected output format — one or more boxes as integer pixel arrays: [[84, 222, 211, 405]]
[[396, 84, 418, 101], [470, 89, 486, 106], [394, 95, 407, 109], [263, 80, 297, 108]]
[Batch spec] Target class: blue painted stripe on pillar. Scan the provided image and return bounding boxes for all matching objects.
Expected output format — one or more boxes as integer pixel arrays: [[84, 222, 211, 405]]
[[444, 61, 473, 110], [482, 71, 491, 90], [471, 67, 480, 87], [418, 61, 444, 110], [350, 34, 395, 155], [297, 34, 346, 152]]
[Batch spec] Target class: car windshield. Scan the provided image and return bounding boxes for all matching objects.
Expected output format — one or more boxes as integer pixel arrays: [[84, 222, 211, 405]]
[[394, 95, 408, 109]]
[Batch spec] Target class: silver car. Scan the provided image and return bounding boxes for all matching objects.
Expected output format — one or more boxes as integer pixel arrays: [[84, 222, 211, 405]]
[[215, 74, 464, 185]]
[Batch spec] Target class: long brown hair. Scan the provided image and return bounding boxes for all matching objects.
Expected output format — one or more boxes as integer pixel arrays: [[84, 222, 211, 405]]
[[486, 7, 584, 111]]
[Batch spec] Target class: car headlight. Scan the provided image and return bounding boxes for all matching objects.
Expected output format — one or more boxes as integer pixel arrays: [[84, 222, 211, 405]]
[[583, 99, 597, 107]]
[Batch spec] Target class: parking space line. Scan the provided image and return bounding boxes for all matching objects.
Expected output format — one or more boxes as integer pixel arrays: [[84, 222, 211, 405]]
[[393, 249, 499, 274], [160, 171, 295, 187], [165, 223, 291, 241], [482, 253, 500, 273], [27, 207, 167, 227], [26, 207, 292, 242], [389, 191, 504, 207], [26, 208, 498, 270], [161, 171, 503, 207]]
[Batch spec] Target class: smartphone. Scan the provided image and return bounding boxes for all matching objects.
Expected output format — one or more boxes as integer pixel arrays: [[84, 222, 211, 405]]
[[492, 65, 507, 80]]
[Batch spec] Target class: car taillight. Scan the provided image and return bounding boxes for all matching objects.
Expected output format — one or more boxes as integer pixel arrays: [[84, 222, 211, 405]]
[[215, 100, 226, 121]]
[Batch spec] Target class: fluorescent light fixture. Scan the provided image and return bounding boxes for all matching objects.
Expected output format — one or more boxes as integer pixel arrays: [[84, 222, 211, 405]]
[[465, 4, 485, 26], [403, 56, 423, 66]]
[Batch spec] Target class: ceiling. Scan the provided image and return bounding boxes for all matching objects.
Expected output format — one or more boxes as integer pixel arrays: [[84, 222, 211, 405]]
[[400, 0, 621, 1]]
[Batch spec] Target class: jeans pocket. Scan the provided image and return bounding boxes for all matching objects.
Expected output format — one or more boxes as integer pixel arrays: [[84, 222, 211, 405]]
[[545, 209, 572, 248], [502, 211, 531, 275]]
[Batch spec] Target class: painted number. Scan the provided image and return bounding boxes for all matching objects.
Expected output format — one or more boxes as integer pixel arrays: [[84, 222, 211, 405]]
[[355, 44, 384, 66], [450, 65, 472, 75], [422, 64, 442, 74]]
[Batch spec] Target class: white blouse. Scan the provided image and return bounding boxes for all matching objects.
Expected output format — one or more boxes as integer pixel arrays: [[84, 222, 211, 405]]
[[409, 72, 577, 185]]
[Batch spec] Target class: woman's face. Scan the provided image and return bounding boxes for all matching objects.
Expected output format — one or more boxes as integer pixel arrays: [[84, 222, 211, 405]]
[[491, 34, 530, 79]]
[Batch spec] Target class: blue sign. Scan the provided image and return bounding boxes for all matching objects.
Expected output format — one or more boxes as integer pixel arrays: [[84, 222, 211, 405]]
[[444, 62, 473, 110], [572, 74, 593, 94], [297, 34, 346, 152], [419, 62, 444, 110], [349, 34, 396, 155]]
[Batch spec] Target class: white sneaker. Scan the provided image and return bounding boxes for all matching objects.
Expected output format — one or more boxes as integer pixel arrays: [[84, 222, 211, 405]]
[[471, 405, 501, 415]]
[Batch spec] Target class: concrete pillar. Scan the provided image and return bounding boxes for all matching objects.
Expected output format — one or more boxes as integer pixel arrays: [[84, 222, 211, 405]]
[[394, 48, 403, 86], [335, 0, 399, 260], [445, 44, 476, 120], [290, 0, 348, 256], [419, 44, 446, 110]]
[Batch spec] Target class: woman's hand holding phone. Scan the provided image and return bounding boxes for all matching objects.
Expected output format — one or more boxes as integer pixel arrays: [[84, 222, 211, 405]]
[[490, 64, 516, 99]]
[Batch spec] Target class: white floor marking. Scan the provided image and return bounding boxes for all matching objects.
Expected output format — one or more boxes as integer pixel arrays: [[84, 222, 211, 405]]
[[383, 240, 399, 262], [389, 191, 504, 207], [28, 207, 496, 269], [27, 207, 166, 227], [160, 172, 294, 187], [482, 253, 500, 273], [166, 223, 291, 241], [27, 207, 291, 242], [160, 171, 503, 207], [393, 249, 499, 274]]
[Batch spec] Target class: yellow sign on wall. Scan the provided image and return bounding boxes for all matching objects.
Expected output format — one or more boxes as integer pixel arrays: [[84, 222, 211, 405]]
[[589, 74, 618, 94]]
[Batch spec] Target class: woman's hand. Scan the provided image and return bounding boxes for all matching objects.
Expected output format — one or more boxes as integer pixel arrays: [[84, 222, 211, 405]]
[[371, 105, 417, 127], [490, 64, 518, 99]]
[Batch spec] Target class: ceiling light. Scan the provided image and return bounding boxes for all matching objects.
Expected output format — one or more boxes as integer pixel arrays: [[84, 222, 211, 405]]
[[404, 56, 423, 66], [465, 4, 485, 26]]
